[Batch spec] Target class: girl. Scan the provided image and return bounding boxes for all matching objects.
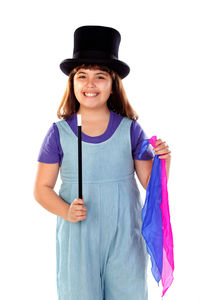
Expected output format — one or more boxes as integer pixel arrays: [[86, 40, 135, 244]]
[[33, 25, 171, 300]]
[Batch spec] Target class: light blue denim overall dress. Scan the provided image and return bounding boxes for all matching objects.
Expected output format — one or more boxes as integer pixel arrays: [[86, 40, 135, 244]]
[[55, 115, 149, 300]]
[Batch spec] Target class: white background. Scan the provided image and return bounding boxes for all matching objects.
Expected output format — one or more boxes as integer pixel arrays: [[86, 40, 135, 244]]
[[1, 0, 199, 299]]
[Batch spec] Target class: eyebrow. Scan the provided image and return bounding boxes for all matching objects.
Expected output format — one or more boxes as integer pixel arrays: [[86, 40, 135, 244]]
[[76, 71, 108, 76]]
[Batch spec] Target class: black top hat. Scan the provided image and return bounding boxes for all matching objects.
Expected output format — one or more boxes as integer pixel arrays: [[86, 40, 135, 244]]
[[60, 25, 130, 79]]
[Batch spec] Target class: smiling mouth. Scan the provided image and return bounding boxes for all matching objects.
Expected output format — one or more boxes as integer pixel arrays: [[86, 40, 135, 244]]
[[83, 92, 99, 97]]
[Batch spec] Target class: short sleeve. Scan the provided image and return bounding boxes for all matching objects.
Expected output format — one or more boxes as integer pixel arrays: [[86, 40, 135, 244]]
[[37, 123, 63, 166], [131, 120, 155, 160]]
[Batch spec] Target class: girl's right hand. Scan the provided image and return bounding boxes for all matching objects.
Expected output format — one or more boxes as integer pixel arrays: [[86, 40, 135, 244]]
[[67, 197, 87, 223]]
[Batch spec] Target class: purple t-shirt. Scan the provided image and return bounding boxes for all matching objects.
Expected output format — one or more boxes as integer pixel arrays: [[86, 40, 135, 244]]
[[37, 109, 155, 167]]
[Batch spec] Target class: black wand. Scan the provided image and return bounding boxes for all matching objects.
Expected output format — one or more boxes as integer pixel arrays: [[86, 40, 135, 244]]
[[77, 114, 82, 199]]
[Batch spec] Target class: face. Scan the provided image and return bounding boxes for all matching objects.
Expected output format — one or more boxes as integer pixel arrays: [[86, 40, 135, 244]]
[[73, 68, 112, 110]]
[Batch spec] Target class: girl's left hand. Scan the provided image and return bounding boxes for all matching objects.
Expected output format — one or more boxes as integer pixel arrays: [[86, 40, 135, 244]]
[[153, 139, 171, 160]]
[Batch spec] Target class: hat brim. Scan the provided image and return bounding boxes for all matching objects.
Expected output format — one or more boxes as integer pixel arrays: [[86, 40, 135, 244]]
[[60, 58, 130, 79]]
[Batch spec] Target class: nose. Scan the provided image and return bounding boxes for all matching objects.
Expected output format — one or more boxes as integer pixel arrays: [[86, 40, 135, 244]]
[[85, 76, 96, 87]]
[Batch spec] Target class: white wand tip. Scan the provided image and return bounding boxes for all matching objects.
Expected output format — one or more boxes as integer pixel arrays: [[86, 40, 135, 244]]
[[77, 114, 82, 126]]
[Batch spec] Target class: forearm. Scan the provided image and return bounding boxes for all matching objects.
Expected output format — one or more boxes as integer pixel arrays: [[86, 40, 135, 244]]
[[34, 185, 70, 221]]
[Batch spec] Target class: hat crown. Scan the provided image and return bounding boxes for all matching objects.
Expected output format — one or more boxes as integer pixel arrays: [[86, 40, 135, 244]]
[[59, 25, 130, 79], [73, 26, 121, 60]]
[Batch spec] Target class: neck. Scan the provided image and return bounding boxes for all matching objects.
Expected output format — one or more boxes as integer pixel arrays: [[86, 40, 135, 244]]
[[76, 106, 111, 122]]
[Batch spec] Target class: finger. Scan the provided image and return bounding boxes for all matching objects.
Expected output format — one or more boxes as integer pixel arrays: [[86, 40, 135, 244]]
[[76, 211, 87, 218], [154, 141, 168, 151], [76, 210, 87, 216], [155, 147, 170, 155], [78, 215, 87, 221], [158, 153, 171, 159], [73, 198, 84, 205], [154, 142, 169, 152], [76, 215, 86, 221], [75, 206, 87, 211], [155, 139, 163, 147]]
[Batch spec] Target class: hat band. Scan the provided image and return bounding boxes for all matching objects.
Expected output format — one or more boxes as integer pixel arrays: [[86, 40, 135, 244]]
[[73, 50, 118, 60]]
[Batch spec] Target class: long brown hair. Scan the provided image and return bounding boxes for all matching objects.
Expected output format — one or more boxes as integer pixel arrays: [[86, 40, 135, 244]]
[[57, 64, 139, 120]]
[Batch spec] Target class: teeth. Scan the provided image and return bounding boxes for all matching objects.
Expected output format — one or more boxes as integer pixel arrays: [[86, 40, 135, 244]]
[[84, 93, 98, 97]]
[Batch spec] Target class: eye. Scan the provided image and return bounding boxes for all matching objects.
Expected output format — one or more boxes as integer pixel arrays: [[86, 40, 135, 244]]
[[77, 75, 105, 79]]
